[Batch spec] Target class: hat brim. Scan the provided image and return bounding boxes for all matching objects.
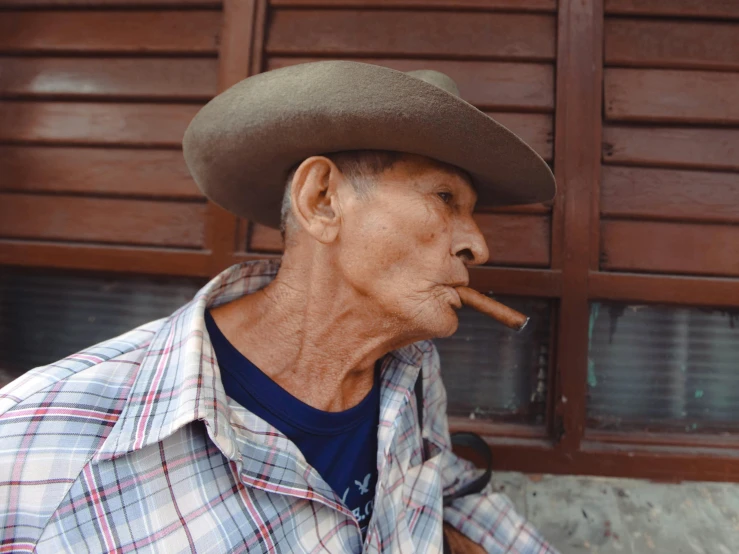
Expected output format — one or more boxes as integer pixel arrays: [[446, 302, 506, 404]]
[[183, 60, 555, 229]]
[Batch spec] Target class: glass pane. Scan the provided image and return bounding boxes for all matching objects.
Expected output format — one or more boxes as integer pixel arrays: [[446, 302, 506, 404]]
[[587, 302, 739, 433], [435, 296, 552, 424], [0, 269, 205, 387]]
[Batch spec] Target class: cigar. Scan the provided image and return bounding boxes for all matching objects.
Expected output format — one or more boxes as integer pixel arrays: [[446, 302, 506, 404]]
[[456, 286, 529, 332]]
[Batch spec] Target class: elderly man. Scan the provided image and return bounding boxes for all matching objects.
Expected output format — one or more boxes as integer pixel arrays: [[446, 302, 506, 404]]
[[0, 62, 558, 553]]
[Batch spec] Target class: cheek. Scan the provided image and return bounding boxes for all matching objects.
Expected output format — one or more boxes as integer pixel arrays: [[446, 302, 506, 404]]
[[387, 206, 447, 268], [415, 201, 450, 243], [339, 200, 452, 294], [339, 216, 407, 284], [360, 221, 407, 264], [378, 205, 451, 272], [418, 223, 448, 248], [414, 208, 452, 264]]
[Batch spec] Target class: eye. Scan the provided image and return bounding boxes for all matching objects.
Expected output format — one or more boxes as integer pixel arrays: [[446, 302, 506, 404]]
[[437, 192, 453, 204]]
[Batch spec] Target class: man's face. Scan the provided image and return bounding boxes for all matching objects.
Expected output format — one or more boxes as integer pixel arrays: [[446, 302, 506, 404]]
[[336, 155, 489, 339]]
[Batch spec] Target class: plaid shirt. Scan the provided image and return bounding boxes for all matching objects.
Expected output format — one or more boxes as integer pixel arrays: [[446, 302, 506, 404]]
[[0, 260, 557, 553]]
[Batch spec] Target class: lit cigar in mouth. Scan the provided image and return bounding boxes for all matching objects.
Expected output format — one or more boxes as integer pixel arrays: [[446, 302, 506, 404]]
[[456, 287, 529, 332]]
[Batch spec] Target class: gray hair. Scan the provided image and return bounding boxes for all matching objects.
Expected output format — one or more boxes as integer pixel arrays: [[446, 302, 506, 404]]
[[280, 150, 404, 240]]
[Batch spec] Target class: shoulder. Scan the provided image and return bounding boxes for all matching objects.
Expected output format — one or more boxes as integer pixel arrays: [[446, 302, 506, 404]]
[[0, 318, 167, 470], [0, 318, 167, 546], [0, 318, 164, 417]]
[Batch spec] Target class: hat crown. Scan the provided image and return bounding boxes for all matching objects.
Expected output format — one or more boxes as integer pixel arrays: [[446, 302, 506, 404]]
[[183, 60, 555, 228], [405, 69, 460, 97]]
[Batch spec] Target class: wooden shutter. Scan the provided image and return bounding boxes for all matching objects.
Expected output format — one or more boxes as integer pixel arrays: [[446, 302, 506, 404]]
[[0, 4, 222, 274]]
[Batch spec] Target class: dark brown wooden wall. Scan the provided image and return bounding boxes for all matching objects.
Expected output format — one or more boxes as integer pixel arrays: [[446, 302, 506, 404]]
[[601, 6, 739, 278], [0, 3, 224, 275], [0, 0, 268, 279], [1, 0, 738, 482]]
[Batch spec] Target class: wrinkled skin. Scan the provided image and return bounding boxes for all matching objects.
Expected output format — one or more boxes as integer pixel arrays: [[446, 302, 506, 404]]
[[210, 154, 489, 412], [335, 155, 488, 340]]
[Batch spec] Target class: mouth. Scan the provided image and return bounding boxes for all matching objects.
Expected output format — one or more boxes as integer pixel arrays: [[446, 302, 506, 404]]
[[446, 285, 464, 310]]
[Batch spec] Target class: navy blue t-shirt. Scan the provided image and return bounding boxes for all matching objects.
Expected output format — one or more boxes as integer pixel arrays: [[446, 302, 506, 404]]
[[204, 310, 380, 536]]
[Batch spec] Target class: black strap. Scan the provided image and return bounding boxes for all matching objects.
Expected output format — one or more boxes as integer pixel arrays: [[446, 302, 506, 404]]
[[413, 371, 493, 507], [414, 369, 425, 432], [441, 432, 493, 507]]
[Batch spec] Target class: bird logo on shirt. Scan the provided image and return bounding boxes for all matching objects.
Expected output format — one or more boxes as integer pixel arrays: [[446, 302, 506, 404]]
[[355, 473, 371, 495]]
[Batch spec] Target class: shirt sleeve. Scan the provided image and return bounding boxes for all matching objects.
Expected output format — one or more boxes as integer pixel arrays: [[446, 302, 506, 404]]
[[421, 342, 560, 554]]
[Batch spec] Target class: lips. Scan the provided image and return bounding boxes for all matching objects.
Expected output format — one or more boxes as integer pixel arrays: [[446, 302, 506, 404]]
[[446, 276, 469, 289], [446, 286, 463, 309]]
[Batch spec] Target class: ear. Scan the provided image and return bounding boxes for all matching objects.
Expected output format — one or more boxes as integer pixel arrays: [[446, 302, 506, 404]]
[[289, 156, 343, 243]]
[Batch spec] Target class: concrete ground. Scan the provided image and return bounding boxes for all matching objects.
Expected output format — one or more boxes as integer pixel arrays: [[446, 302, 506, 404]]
[[493, 472, 739, 554]]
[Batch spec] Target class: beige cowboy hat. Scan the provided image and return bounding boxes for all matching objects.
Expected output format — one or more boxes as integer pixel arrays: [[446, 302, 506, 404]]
[[183, 60, 555, 229]]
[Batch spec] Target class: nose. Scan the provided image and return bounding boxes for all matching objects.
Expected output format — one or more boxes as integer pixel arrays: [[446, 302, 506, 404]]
[[453, 216, 489, 266]]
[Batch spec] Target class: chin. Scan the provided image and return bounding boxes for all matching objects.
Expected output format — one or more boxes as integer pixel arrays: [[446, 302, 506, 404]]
[[397, 300, 459, 341], [427, 311, 459, 339]]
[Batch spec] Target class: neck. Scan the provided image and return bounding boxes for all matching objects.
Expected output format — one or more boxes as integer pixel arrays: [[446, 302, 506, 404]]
[[210, 252, 415, 412]]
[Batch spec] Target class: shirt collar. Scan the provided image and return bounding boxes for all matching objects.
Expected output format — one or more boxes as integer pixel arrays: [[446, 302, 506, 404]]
[[94, 258, 425, 465], [95, 259, 281, 461]]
